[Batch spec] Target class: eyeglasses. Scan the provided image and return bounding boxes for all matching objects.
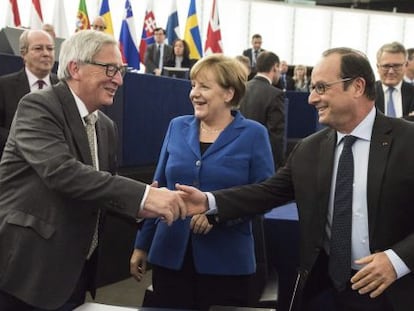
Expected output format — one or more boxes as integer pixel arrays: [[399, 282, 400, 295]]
[[378, 63, 406, 72], [91, 24, 106, 31], [85, 61, 127, 78], [310, 77, 355, 95]]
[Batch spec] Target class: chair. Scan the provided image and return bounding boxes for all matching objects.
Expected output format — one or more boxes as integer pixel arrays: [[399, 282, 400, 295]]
[[250, 215, 279, 309]]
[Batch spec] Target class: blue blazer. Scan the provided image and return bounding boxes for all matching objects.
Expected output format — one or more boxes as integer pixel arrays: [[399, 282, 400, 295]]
[[135, 111, 274, 275]]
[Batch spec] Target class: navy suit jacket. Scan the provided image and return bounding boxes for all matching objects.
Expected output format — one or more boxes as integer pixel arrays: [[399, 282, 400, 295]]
[[0, 69, 59, 154], [212, 110, 414, 310], [375, 80, 414, 121], [135, 111, 274, 275]]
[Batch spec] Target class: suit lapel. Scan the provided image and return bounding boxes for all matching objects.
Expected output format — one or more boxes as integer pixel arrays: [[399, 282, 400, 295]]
[[96, 112, 109, 170], [366, 112, 392, 236], [15, 70, 30, 102], [317, 130, 336, 220], [52, 82, 94, 167]]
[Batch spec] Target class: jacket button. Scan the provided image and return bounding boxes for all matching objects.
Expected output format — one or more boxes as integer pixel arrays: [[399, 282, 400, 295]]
[[195, 160, 201, 167]]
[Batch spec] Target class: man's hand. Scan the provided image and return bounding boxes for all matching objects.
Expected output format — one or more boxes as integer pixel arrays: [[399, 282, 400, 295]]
[[138, 186, 186, 225], [130, 249, 147, 282], [190, 214, 213, 234], [175, 184, 208, 216], [351, 252, 397, 298]]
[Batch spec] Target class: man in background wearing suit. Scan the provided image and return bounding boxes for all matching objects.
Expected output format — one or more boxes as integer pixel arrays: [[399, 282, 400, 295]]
[[403, 48, 414, 85], [0, 29, 59, 155], [242, 33, 265, 80], [240, 51, 286, 169], [374, 41, 414, 121], [276, 60, 295, 91], [144, 27, 173, 76], [179, 47, 414, 311], [0, 30, 186, 311]]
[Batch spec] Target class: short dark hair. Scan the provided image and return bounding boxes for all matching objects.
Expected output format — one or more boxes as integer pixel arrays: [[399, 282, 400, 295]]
[[323, 47, 376, 100], [154, 27, 166, 35], [172, 39, 190, 59], [407, 48, 414, 61], [256, 51, 279, 73]]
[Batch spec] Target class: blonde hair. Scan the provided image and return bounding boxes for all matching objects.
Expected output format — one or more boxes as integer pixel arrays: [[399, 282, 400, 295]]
[[190, 54, 247, 108]]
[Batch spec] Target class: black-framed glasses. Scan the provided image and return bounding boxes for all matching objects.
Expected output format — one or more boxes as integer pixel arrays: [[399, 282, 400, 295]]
[[378, 63, 406, 72], [310, 77, 355, 95], [85, 61, 127, 78]]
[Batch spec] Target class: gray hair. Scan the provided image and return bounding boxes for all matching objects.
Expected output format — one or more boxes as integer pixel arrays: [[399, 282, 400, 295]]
[[376, 41, 407, 62], [57, 30, 118, 80], [19, 29, 53, 55]]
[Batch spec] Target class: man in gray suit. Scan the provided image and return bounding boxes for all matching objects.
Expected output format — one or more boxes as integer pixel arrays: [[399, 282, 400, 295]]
[[0, 29, 59, 155], [144, 27, 173, 76], [240, 51, 285, 169], [0, 30, 186, 311]]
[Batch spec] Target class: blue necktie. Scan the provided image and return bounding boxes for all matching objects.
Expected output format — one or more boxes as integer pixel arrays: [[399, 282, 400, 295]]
[[329, 135, 357, 291], [387, 87, 396, 117]]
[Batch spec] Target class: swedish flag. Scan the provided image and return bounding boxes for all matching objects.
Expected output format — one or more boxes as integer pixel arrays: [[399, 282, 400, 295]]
[[184, 0, 202, 59]]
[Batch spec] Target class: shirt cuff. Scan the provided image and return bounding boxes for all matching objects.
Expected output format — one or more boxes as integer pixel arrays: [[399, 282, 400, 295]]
[[384, 249, 411, 279], [205, 192, 217, 214], [139, 185, 151, 213]]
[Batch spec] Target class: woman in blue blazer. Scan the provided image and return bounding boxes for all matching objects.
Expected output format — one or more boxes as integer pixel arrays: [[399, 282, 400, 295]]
[[130, 55, 275, 310]]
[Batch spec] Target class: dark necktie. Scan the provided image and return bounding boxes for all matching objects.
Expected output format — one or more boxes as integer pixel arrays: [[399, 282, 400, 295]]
[[37, 80, 45, 90], [156, 44, 161, 68], [253, 50, 258, 67], [84, 114, 99, 259], [387, 87, 396, 117], [329, 135, 357, 291]]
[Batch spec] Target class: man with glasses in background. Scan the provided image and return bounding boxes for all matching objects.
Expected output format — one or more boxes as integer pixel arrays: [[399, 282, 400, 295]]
[[0, 30, 187, 311], [375, 41, 414, 121], [91, 16, 107, 32], [0, 29, 59, 156], [179, 47, 414, 311]]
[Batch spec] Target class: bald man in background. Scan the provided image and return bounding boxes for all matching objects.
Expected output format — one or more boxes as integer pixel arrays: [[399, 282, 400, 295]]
[[0, 29, 59, 156], [91, 16, 107, 32]]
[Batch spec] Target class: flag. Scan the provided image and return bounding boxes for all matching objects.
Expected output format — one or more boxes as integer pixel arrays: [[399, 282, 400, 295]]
[[204, 0, 223, 55], [99, 0, 114, 36], [53, 0, 69, 38], [29, 0, 43, 30], [165, 0, 180, 45], [119, 0, 140, 70], [76, 0, 90, 31], [184, 0, 202, 60], [5, 0, 21, 27], [139, 0, 157, 65]]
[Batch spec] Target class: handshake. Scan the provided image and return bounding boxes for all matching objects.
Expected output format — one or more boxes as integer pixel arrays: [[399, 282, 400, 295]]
[[137, 183, 209, 225]]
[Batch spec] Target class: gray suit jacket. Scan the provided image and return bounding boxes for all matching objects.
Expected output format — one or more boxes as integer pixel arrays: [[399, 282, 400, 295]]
[[0, 81, 146, 309], [144, 43, 173, 74], [213, 110, 414, 310], [240, 76, 286, 169], [0, 68, 59, 154]]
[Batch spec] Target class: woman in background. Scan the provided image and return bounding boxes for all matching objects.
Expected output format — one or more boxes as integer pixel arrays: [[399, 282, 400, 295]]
[[130, 55, 274, 310], [293, 64, 310, 92], [164, 38, 196, 69]]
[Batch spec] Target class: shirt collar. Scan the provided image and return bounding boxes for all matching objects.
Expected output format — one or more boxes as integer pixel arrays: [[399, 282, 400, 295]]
[[256, 73, 272, 84], [68, 87, 98, 125], [381, 80, 402, 93], [25, 67, 51, 88], [336, 106, 376, 145]]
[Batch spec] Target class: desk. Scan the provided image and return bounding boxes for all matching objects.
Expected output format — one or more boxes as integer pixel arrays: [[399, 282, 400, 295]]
[[264, 204, 299, 311], [75, 303, 274, 311]]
